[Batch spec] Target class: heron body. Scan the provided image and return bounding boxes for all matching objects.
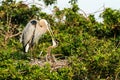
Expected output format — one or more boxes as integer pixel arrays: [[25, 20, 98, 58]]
[[20, 19, 51, 53]]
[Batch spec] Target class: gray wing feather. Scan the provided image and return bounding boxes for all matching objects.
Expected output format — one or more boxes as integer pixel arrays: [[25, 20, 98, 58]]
[[21, 22, 35, 47]]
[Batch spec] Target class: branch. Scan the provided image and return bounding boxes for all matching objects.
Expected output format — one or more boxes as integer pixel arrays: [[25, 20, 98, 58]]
[[79, 9, 88, 18], [4, 32, 22, 44], [79, 9, 89, 21], [23, 0, 43, 7], [9, 32, 22, 38], [90, 4, 106, 14]]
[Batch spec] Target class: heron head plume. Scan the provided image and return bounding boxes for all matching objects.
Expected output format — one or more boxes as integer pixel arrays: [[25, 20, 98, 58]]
[[30, 20, 37, 25]]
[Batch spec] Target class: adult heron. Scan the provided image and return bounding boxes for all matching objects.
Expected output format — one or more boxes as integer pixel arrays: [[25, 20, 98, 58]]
[[20, 19, 57, 60]]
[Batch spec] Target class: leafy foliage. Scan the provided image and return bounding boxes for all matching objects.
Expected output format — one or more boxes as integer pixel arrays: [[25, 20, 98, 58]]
[[43, 0, 57, 6], [0, 0, 120, 80]]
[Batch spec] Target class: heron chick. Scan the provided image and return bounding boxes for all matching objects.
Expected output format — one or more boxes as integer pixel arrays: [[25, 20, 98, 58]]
[[46, 38, 58, 62]]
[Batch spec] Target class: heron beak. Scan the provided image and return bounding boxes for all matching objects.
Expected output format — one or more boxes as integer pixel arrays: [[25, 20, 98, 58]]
[[47, 25, 58, 47], [47, 24, 55, 39]]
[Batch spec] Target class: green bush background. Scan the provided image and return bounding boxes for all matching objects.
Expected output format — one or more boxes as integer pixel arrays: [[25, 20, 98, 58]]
[[0, 0, 120, 79]]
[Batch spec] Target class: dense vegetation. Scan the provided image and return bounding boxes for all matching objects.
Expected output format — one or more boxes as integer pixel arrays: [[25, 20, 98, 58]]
[[0, 0, 120, 79]]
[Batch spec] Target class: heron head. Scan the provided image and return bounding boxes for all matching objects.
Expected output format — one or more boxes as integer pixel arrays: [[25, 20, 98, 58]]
[[39, 19, 55, 40]]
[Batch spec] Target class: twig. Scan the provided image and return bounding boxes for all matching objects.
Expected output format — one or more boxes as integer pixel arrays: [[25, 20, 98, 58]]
[[39, 51, 43, 57], [79, 9, 89, 21], [115, 71, 120, 80], [115, 41, 120, 49], [93, 4, 105, 14], [4, 32, 22, 42], [24, 1, 43, 7], [9, 32, 22, 38]]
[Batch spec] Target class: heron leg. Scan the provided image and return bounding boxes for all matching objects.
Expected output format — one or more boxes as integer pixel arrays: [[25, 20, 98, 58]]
[[30, 52, 33, 61], [30, 47, 34, 61]]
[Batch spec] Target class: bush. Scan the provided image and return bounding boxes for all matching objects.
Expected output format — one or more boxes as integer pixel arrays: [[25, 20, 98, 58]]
[[1, 0, 120, 80]]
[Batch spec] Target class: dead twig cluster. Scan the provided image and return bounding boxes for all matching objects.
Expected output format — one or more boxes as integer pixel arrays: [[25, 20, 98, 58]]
[[30, 58, 68, 70]]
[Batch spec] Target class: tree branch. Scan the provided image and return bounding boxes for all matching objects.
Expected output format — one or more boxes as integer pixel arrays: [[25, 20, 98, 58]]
[[9, 32, 22, 38]]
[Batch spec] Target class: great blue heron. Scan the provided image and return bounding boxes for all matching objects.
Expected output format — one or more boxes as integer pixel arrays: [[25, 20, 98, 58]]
[[20, 19, 57, 61]]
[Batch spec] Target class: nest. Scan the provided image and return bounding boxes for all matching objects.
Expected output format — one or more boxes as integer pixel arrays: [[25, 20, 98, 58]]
[[30, 41, 68, 70], [30, 57, 68, 70]]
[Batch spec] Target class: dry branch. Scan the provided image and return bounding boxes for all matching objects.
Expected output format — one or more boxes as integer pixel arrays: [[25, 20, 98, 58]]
[[4, 32, 22, 43], [9, 32, 22, 38]]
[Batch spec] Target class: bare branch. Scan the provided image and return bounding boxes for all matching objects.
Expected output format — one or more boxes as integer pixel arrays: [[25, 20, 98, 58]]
[[79, 9, 89, 21], [93, 4, 106, 14], [4, 32, 22, 43], [9, 32, 22, 38]]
